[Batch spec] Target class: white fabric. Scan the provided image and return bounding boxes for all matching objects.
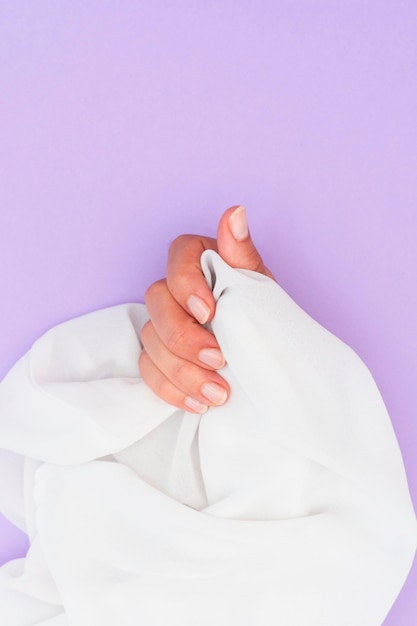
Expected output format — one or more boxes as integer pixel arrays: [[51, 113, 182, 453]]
[[0, 250, 416, 626]]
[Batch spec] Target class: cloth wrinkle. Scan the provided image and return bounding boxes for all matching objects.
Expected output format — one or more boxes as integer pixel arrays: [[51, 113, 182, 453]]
[[0, 250, 416, 626]]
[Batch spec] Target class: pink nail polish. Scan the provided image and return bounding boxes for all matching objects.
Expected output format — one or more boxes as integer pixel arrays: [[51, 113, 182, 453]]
[[228, 205, 249, 242], [184, 397, 208, 414], [187, 295, 210, 324], [201, 382, 228, 406], [199, 348, 225, 369]]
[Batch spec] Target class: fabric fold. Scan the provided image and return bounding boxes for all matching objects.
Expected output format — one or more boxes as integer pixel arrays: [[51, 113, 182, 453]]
[[0, 304, 176, 465], [0, 250, 416, 625]]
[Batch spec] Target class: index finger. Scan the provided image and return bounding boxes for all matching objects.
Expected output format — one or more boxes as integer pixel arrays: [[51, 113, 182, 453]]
[[166, 234, 218, 324]]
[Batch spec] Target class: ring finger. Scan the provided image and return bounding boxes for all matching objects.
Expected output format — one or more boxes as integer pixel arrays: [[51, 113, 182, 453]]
[[140, 320, 229, 410]]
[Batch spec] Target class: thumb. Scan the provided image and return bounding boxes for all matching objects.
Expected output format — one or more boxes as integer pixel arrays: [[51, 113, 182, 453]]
[[216, 205, 274, 279]]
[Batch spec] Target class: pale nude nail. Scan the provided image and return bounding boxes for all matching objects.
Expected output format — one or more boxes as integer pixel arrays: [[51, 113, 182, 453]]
[[184, 397, 208, 413], [187, 295, 210, 324], [201, 382, 228, 406], [199, 348, 225, 369], [228, 205, 249, 242]]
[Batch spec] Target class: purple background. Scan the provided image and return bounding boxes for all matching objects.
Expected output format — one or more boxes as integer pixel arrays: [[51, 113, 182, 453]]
[[0, 2, 416, 622]]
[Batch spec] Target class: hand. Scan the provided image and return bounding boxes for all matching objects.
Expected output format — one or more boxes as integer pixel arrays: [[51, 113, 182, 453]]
[[139, 206, 274, 413]]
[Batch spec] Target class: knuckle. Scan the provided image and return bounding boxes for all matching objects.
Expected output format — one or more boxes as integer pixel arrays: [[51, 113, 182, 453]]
[[166, 325, 189, 356], [139, 351, 171, 400], [247, 248, 265, 273], [153, 374, 174, 402], [168, 273, 191, 301], [139, 320, 153, 347], [144, 279, 166, 307], [170, 360, 191, 388], [138, 349, 149, 377], [169, 234, 192, 255]]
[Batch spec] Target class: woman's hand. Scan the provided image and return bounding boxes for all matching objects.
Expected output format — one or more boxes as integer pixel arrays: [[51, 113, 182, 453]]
[[139, 205, 274, 413]]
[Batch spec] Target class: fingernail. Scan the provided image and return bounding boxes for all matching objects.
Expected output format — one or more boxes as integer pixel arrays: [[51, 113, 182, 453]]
[[184, 397, 208, 414], [199, 348, 225, 369], [187, 295, 210, 324], [228, 205, 249, 242], [201, 382, 228, 406]]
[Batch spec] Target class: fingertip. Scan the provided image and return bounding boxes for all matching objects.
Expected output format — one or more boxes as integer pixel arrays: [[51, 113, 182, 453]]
[[227, 205, 249, 242], [186, 294, 211, 325], [184, 397, 209, 414], [200, 381, 228, 406], [198, 348, 226, 369], [217, 205, 245, 241], [217, 205, 267, 275]]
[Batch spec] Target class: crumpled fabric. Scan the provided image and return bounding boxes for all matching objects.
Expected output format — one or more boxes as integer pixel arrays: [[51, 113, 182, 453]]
[[0, 250, 415, 626]]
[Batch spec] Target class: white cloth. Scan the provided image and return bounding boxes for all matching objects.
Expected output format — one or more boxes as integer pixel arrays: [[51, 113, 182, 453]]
[[0, 251, 415, 626]]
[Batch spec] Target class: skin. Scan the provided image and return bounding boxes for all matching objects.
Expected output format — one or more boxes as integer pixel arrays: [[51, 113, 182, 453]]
[[139, 205, 274, 413]]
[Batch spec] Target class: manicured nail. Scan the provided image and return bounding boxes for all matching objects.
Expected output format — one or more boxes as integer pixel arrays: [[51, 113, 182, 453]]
[[187, 295, 210, 324], [228, 205, 249, 242], [184, 396, 208, 414], [201, 382, 228, 406], [199, 348, 225, 369]]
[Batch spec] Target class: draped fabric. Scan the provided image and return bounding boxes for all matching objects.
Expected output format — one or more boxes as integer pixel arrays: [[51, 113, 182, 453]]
[[0, 251, 415, 625]]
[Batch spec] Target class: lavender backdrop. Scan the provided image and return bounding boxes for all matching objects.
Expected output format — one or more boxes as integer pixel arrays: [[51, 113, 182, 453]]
[[0, 2, 416, 623]]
